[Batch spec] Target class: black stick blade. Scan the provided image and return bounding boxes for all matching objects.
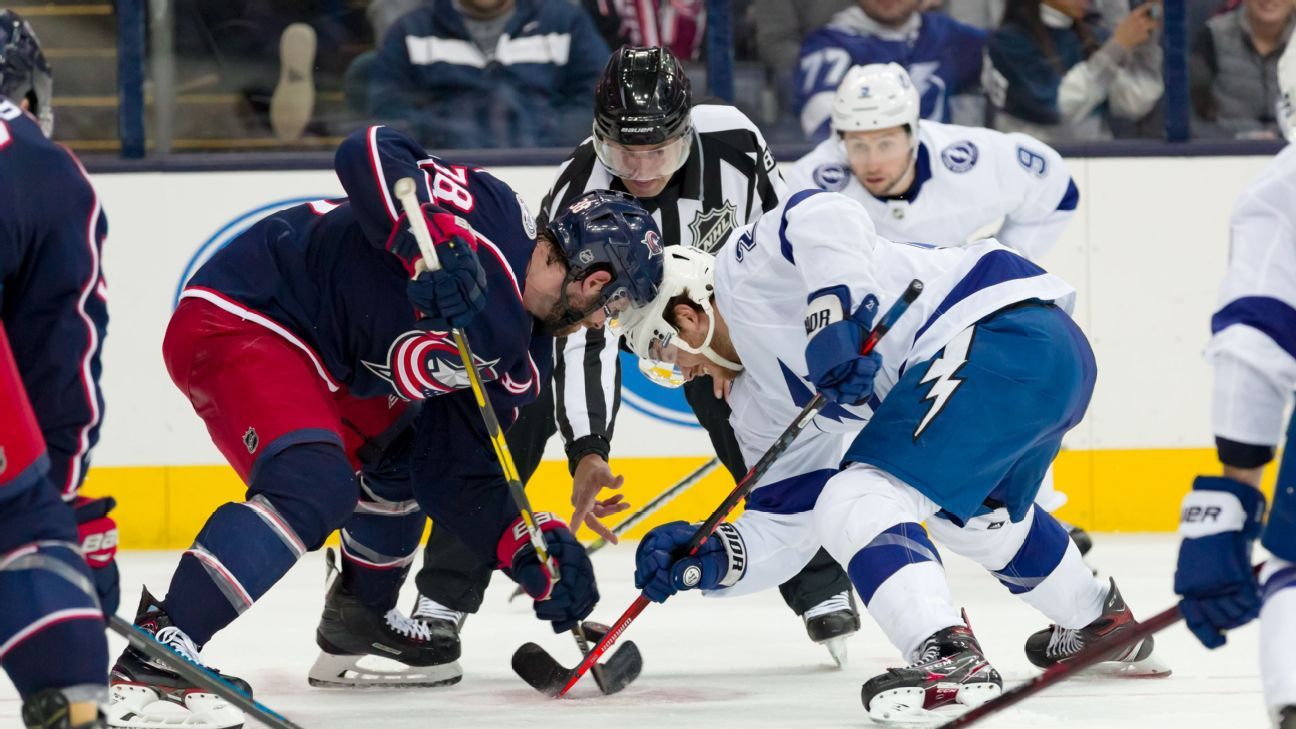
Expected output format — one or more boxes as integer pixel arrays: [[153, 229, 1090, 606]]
[[580, 621, 642, 695], [512, 642, 574, 697]]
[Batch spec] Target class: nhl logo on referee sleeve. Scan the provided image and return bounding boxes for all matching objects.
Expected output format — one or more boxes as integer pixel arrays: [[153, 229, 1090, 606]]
[[940, 141, 979, 173]]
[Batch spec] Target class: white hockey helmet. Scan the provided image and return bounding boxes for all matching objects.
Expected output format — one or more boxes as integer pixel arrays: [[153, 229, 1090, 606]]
[[830, 63, 921, 135], [613, 245, 741, 383], [1279, 40, 1296, 144]]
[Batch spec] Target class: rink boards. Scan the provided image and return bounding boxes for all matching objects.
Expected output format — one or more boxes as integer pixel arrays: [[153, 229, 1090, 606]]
[[75, 154, 1285, 548]]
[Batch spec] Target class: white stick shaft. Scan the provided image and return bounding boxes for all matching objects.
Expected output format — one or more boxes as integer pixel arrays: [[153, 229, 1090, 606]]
[[394, 177, 442, 272]]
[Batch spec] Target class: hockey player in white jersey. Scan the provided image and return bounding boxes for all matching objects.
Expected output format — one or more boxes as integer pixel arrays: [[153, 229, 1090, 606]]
[[786, 63, 1078, 261], [787, 62, 1089, 550], [620, 190, 1167, 721], [1173, 43, 1296, 729]]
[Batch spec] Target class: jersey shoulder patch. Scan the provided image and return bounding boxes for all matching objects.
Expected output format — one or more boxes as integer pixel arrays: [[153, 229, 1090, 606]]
[[939, 140, 979, 173], [812, 163, 851, 191]]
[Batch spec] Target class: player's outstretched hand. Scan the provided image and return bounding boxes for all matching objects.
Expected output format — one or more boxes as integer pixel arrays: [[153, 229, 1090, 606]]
[[73, 495, 120, 616], [1173, 476, 1266, 648], [805, 295, 882, 405], [407, 208, 487, 330], [570, 454, 628, 544], [634, 521, 746, 603], [499, 513, 599, 633]]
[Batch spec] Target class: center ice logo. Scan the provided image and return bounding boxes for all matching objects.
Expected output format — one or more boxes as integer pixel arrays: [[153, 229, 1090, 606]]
[[174, 196, 325, 308], [618, 351, 700, 428]]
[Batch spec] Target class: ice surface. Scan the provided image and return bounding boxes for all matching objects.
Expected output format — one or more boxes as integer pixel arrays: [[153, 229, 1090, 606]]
[[0, 535, 1270, 728]]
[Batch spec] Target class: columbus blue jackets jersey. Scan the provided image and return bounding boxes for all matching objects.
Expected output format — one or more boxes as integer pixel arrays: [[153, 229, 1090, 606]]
[[0, 99, 108, 499], [180, 126, 548, 560], [794, 9, 986, 139]]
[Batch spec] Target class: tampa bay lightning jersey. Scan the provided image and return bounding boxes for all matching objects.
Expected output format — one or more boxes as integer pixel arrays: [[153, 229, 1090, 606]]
[[786, 121, 1078, 261], [1205, 143, 1296, 455], [0, 99, 108, 499], [182, 125, 548, 416], [794, 9, 986, 140], [715, 190, 1075, 504]]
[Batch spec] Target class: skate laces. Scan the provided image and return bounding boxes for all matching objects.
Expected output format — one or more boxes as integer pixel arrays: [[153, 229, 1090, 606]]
[[384, 609, 433, 641], [803, 591, 853, 620], [154, 626, 204, 665], [413, 595, 465, 626], [1045, 625, 1084, 657]]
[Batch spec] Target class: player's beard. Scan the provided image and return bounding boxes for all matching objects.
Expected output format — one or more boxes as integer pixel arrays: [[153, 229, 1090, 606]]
[[535, 292, 596, 337]]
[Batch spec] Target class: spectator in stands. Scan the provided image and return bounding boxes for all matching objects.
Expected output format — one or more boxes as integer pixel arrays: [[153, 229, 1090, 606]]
[[367, 0, 609, 148], [794, 0, 988, 140], [1190, 0, 1294, 138], [984, 0, 1162, 141], [756, 0, 853, 75], [369, 0, 426, 42], [580, 0, 707, 60]]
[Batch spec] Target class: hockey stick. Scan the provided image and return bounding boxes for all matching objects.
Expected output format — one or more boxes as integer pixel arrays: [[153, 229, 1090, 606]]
[[106, 616, 304, 729], [937, 564, 1266, 728], [395, 178, 558, 587], [547, 279, 925, 698], [507, 457, 723, 603], [395, 178, 640, 694]]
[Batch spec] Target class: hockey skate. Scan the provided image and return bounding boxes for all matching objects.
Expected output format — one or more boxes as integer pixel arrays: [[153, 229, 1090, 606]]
[[1024, 578, 1170, 678], [861, 620, 1002, 724], [410, 593, 466, 656], [107, 589, 246, 729], [308, 550, 461, 688], [23, 687, 105, 729], [802, 590, 861, 667]]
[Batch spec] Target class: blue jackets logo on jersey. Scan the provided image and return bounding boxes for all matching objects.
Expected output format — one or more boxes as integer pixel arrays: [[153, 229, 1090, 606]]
[[940, 141, 979, 173], [363, 330, 501, 400]]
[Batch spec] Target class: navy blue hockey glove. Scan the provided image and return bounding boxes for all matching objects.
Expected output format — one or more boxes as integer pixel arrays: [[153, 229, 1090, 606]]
[[1174, 476, 1266, 648], [804, 290, 882, 406], [498, 512, 598, 633], [73, 495, 120, 616], [406, 210, 487, 330], [634, 521, 746, 603]]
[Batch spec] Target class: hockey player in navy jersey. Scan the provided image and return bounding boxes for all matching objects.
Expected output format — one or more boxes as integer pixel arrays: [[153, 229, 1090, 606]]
[[788, 62, 1093, 552], [0, 11, 116, 728], [794, 0, 986, 140], [105, 123, 663, 727], [620, 190, 1166, 722], [1173, 43, 1296, 729]]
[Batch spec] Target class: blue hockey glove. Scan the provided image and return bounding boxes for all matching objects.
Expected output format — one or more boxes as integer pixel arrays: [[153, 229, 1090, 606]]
[[1173, 476, 1266, 648], [804, 290, 882, 406], [634, 521, 746, 603], [498, 513, 598, 633], [406, 209, 487, 330], [73, 495, 120, 616]]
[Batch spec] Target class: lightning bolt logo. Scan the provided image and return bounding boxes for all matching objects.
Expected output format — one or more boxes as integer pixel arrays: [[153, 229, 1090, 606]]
[[913, 326, 975, 439]]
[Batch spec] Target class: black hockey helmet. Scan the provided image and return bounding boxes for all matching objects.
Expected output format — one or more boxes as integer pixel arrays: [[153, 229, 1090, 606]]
[[593, 46, 692, 147], [0, 10, 52, 137]]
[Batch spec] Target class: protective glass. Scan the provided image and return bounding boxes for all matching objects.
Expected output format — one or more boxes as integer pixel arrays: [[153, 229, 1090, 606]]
[[840, 132, 912, 168], [594, 128, 694, 182], [638, 357, 686, 388]]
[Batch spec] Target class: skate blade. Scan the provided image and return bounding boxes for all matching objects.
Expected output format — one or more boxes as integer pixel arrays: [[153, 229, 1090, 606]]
[[822, 637, 848, 668], [109, 683, 245, 729], [866, 682, 1002, 725], [1082, 653, 1172, 679], [307, 651, 462, 689]]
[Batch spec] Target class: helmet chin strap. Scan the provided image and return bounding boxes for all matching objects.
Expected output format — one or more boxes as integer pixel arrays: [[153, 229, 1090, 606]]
[[676, 301, 743, 372]]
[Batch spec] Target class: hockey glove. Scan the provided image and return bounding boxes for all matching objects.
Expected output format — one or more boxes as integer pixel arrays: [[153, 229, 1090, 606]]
[[634, 521, 746, 603], [72, 495, 120, 616], [406, 208, 487, 331], [498, 512, 598, 633], [804, 289, 882, 406], [1174, 476, 1266, 648]]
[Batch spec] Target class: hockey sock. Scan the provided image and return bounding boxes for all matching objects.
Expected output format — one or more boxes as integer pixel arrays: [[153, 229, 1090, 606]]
[[338, 473, 426, 611], [1262, 560, 1296, 712], [165, 442, 359, 645], [0, 541, 106, 699], [847, 523, 963, 659], [999, 508, 1105, 629]]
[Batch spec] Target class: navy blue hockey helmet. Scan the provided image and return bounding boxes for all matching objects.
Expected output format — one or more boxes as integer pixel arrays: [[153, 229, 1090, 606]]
[[546, 190, 665, 328], [0, 10, 52, 136]]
